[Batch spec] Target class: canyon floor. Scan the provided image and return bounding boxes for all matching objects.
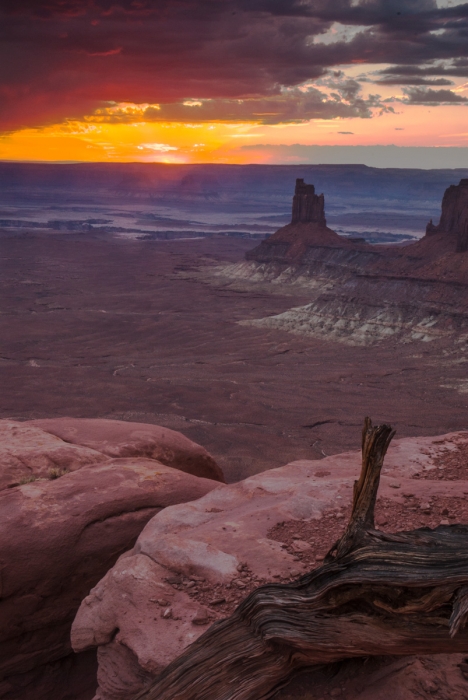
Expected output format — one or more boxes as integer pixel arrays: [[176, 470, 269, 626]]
[[2, 230, 468, 483]]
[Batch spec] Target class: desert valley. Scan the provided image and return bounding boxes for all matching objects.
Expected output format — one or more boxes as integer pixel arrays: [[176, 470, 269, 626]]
[[1, 163, 468, 699], [3, 164, 468, 481], [4, 0, 468, 697]]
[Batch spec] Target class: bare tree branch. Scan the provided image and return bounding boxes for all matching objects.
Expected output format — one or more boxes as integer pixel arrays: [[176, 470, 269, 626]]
[[133, 418, 468, 700]]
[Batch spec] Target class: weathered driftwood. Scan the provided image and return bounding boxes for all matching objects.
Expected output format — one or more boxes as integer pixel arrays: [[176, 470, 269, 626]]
[[135, 418, 468, 700]]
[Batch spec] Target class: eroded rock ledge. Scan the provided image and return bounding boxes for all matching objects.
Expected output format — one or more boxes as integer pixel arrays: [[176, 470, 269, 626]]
[[0, 418, 222, 700], [72, 430, 468, 700], [216, 179, 468, 345]]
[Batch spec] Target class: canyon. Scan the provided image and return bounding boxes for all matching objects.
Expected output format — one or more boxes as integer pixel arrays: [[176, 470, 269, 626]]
[[4, 228, 468, 482], [2, 164, 468, 699], [212, 177, 468, 346]]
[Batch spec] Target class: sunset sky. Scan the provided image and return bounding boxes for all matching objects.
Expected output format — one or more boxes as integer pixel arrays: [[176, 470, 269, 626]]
[[1, 0, 468, 166]]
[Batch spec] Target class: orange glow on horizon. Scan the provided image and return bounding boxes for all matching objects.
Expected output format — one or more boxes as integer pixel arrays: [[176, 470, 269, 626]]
[[1, 103, 468, 164]]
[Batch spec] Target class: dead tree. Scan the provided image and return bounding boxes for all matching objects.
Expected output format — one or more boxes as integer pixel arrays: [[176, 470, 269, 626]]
[[135, 418, 468, 700]]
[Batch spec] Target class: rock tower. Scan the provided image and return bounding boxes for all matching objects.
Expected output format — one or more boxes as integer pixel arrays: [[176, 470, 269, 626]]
[[291, 179, 326, 225], [426, 178, 468, 252]]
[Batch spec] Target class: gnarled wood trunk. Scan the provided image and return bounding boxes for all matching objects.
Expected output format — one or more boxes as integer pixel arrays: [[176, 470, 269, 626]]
[[134, 419, 468, 700]]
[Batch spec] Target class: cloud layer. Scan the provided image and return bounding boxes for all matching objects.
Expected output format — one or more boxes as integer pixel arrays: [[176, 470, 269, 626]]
[[1, 0, 468, 130]]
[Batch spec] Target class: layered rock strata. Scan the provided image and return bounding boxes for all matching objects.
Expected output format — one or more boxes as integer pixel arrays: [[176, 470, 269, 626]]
[[30, 417, 224, 482], [0, 420, 108, 491], [72, 431, 468, 700], [229, 180, 468, 344]]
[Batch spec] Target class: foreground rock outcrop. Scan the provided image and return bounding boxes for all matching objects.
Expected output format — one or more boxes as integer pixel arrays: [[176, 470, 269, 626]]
[[0, 419, 222, 700], [0, 420, 108, 491], [30, 417, 224, 482], [73, 430, 468, 700], [218, 179, 468, 345]]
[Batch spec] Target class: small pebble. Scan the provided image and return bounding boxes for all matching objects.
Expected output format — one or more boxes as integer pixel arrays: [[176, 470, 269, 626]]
[[290, 540, 312, 552], [192, 610, 210, 626]]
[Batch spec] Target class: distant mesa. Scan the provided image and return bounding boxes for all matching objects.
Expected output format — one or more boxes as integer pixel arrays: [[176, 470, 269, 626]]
[[426, 178, 468, 252]]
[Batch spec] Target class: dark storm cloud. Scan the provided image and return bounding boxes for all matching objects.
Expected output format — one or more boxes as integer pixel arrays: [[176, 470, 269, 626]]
[[378, 78, 454, 85], [376, 61, 468, 84], [402, 87, 468, 104], [1, 0, 468, 129]]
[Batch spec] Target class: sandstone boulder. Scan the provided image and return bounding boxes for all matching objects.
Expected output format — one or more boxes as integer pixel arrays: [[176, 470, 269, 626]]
[[30, 417, 224, 482], [72, 431, 468, 700], [0, 457, 219, 699], [0, 420, 108, 491]]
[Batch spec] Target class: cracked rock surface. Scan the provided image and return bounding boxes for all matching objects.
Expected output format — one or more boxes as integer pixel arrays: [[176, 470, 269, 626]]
[[72, 431, 468, 700], [0, 418, 221, 700]]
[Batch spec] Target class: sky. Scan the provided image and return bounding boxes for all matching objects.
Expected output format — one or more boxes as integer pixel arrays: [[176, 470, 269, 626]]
[[1, 0, 468, 167]]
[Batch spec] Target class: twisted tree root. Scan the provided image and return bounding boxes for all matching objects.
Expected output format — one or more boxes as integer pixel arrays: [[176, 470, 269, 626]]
[[134, 418, 468, 700]]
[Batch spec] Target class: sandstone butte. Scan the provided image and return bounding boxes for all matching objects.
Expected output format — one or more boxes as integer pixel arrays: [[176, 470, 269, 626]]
[[72, 430, 468, 700], [0, 418, 223, 700], [215, 178, 468, 345]]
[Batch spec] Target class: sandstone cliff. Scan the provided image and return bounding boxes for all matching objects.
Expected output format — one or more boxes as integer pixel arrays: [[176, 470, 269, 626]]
[[426, 178, 468, 252], [291, 178, 326, 225], [246, 178, 351, 265], [223, 179, 468, 345]]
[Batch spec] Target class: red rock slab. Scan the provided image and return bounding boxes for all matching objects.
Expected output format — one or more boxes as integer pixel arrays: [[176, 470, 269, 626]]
[[0, 420, 108, 491], [72, 431, 468, 700], [274, 653, 468, 700], [0, 457, 219, 690], [30, 418, 224, 482]]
